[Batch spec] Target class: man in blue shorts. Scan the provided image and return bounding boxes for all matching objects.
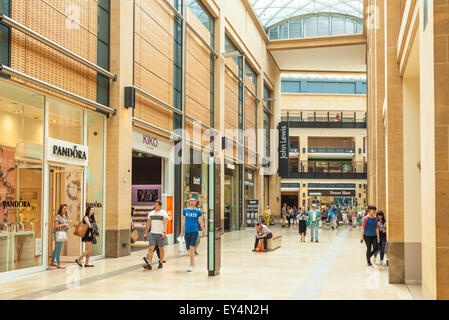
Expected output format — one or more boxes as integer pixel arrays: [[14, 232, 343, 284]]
[[180, 197, 205, 272]]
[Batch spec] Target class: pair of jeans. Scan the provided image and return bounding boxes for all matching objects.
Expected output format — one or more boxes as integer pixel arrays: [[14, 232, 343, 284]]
[[375, 232, 387, 261], [287, 217, 291, 227], [51, 233, 63, 265], [254, 233, 273, 250], [363, 235, 379, 265], [310, 222, 319, 241]]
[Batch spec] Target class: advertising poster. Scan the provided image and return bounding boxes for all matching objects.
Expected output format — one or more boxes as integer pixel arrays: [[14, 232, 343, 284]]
[[165, 195, 173, 234], [246, 199, 259, 227], [132, 185, 162, 206]]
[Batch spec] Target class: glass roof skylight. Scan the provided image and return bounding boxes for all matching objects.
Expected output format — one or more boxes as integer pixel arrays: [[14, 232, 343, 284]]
[[249, 0, 364, 28], [282, 73, 366, 81]]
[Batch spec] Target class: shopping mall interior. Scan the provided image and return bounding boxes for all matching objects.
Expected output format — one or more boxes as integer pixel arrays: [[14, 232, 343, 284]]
[[0, 0, 448, 301]]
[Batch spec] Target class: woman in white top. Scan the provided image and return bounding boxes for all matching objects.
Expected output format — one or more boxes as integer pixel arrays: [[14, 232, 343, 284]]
[[50, 204, 69, 269]]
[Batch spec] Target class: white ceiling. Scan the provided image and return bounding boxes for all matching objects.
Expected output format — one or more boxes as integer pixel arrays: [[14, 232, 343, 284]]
[[271, 44, 366, 72]]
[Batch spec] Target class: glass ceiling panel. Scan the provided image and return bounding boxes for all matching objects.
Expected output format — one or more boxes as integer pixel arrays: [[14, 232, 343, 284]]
[[249, 0, 364, 28]]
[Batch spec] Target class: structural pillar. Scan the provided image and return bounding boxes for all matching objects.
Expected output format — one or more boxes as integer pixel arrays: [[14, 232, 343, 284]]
[[105, 0, 134, 258]]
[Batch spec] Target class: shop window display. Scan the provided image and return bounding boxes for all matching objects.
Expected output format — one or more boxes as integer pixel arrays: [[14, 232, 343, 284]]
[[183, 148, 209, 227], [0, 79, 44, 273]]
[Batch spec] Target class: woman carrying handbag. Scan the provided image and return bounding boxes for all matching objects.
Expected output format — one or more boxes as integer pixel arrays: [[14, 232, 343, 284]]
[[75, 207, 98, 268], [50, 204, 69, 269]]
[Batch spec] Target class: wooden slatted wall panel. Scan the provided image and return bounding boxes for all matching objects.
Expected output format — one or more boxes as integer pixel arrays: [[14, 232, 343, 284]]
[[225, 69, 239, 131], [244, 89, 256, 149], [186, 30, 211, 127], [134, 0, 175, 131], [245, 150, 257, 166], [225, 139, 238, 160], [134, 94, 173, 132], [10, 0, 97, 102]]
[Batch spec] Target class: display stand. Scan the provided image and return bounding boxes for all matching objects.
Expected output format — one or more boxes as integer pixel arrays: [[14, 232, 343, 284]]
[[8, 231, 35, 271], [0, 233, 9, 272]]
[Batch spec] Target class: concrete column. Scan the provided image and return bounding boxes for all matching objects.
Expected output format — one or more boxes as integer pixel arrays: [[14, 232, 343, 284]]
[[419, 0, 449, 299], [384, 0, 405, 284], [375, 0, 386, 212], [105, 0, 134, 258]]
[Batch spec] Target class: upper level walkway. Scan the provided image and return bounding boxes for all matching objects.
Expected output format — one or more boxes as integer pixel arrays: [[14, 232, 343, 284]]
[[0, 225, 424, 300]]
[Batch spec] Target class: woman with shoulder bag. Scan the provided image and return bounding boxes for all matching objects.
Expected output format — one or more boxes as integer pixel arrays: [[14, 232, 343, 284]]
[[50, 204, 69, 269], [75, 207, 98, 268]]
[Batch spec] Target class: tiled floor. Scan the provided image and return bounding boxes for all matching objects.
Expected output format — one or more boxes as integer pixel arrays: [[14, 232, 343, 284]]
[[0, 225, 425, 300]]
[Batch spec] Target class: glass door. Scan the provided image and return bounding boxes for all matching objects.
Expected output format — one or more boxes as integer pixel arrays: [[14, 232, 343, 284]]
[[48, 166, 84, 265]]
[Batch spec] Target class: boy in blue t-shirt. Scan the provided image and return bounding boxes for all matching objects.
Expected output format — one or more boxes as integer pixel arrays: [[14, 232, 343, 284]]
[[181, 197, 205, 272]]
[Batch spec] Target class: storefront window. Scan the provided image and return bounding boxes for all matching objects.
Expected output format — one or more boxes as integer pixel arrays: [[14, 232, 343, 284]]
[[224, 163, 240, 232], [49, 98, 84, 144], [86, 112, 105, 257], [0, 79, 44, 273]]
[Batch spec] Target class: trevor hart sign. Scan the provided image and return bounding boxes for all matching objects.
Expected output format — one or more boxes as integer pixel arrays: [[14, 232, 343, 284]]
[[308, 190, 356, 196], [47, 138, 88, 166], [246, 199, 259, 227], [278, 122, 289, 177]]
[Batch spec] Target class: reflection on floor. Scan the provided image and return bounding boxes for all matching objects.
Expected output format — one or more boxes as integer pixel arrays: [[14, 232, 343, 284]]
[[0, 225, 425, 300]]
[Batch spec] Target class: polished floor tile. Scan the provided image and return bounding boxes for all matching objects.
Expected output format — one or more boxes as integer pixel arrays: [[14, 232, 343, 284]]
[[0, 225, 424, 300]]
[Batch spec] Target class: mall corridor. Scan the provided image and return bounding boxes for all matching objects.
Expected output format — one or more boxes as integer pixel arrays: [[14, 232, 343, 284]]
[[0, 226, 424, 300]]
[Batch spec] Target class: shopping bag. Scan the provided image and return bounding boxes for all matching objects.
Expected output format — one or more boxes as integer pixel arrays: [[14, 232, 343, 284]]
[[130, 228, 139, 243], [73, 221, 88, 238], [177, 235, 186, 254], [256, 239, 265, 252]]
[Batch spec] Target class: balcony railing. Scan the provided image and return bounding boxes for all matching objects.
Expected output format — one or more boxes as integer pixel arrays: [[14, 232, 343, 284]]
[[281, 110, 367, 128], [308, 142, 355, 154], [283, 161, 367, 179]]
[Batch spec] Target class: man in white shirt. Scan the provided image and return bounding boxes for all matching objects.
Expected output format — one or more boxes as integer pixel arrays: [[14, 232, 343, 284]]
[[252, 223, 273, 252], [143, 200, 168, 270]]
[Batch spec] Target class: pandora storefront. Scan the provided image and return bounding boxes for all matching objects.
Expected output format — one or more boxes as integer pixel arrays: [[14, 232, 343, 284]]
[[0, 79, 106, 278]]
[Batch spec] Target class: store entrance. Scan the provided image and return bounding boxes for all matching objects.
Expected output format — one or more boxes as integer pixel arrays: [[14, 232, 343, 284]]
[[48, 166, 84, 265]]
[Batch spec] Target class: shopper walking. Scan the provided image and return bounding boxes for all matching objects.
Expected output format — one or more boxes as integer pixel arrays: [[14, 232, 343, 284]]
[[180, 197, 206, 272], [361, 205, 380, 267], [286, 206, 292, 228], [298, 207, 308, 242], [292, 206, 298, 225], [142, 200, 168, 270], [308, 204, 320, 242], [281, 203, 287, 227], [374, 210, 387, 265], [75, 207, 99, 268], [264, 206, 272, 226], [50, 204, 69, 269]]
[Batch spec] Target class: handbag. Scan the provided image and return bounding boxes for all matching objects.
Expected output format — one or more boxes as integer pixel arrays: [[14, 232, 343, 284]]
[[256, 239, 265, 252], [73, 221, 88, 238], [55, 230, 68, 242], [130, 228, 139, 243]]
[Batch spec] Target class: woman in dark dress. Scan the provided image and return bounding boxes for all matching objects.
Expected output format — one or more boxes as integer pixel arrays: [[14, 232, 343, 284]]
[[298, 207, 308, 242], [75, 207, 98, 267]]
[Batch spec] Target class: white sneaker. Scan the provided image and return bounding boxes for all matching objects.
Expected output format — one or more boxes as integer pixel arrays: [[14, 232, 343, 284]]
[[187, 266, 194, 272]]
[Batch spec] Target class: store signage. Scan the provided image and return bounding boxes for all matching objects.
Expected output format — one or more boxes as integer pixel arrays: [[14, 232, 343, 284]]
[[278, 122, 289, 177], [1, 200, 31, 208], [47, 138, 88, 166], [86, 201, 102, 208], [246, 199, 259, 227], [143, 134, 158, 150], [308, 190, 356, 196], [132, 128, 173, 159]]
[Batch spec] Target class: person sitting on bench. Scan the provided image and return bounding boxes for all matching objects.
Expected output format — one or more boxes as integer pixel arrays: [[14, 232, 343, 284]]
[[252, 223, 273, 252]]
